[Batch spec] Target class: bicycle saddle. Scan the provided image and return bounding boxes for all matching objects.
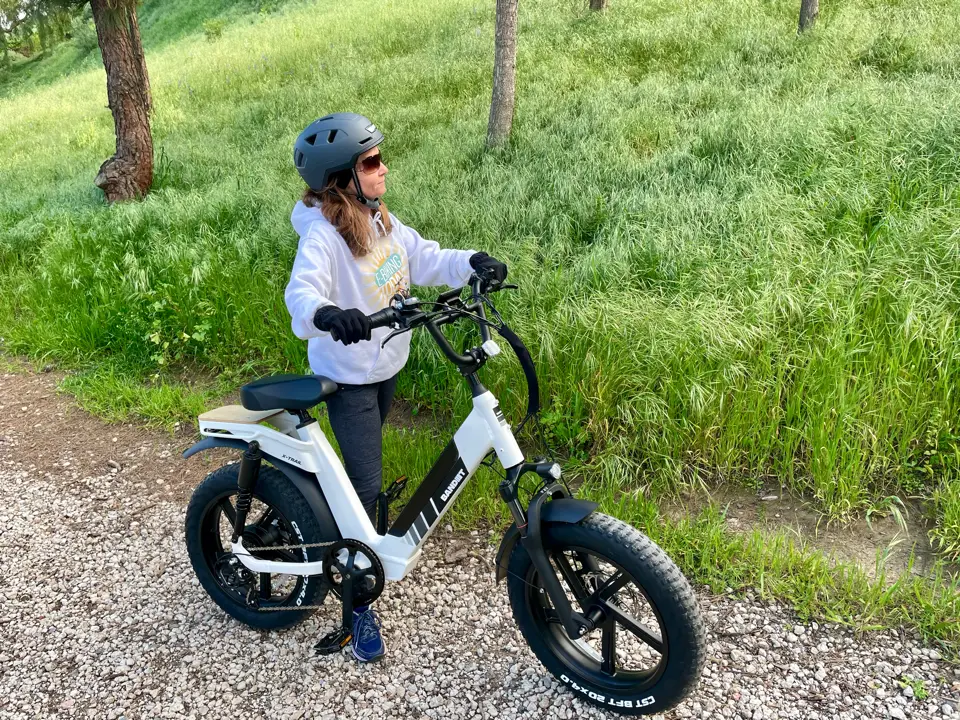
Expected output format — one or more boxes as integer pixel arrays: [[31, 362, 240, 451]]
[[240, 374, 338, 411]]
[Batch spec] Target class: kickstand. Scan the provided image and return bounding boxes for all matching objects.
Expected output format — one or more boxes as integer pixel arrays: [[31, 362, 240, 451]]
[[314, 552, 357, 655]]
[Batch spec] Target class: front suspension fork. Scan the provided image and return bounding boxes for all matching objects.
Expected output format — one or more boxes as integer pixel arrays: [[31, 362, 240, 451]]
[[499, 465, 595, 641]]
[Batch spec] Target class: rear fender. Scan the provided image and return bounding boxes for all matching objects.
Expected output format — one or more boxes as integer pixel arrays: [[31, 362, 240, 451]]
[[494, 498, 598, 582], [182, 437, 341, 542]]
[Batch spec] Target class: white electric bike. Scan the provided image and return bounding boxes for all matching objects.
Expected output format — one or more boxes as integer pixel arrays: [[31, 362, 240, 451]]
[[183, 275, 704, 715]]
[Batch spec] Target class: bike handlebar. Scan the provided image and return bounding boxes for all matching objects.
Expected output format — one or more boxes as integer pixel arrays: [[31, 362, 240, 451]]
[[356, 274, 539, 419]]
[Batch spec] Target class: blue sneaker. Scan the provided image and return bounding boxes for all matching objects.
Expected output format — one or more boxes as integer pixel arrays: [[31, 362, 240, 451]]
[[351, 605, 386, 662]]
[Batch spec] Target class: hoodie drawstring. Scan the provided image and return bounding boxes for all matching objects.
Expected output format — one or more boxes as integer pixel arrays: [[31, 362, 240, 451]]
[[372, 210, 386, 237]]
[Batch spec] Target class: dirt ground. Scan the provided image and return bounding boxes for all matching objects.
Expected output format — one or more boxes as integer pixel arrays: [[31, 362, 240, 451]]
[[661, 485, 942, 583]]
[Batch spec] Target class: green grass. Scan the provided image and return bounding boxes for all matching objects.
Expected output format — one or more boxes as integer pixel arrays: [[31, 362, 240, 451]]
[[932, 474, 960, 560], [2, 0, 960, 646], [0, 0, 289, 97]]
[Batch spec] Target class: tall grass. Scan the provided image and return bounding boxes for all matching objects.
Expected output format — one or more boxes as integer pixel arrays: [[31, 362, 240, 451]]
[[0, 0, 286, 97], [2, 0, 960, 555]]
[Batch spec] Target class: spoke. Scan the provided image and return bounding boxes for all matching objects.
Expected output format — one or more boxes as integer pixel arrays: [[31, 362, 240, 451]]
[[218, 498, 237, 526], [579, 552, 602, 573], [254, 506, 278, 528], [259, 573, 271, 601], [552, 552, 591, 609], [603, 602, 664, 653], [596, 571, 631, 602], [601, 619, 617, 676]]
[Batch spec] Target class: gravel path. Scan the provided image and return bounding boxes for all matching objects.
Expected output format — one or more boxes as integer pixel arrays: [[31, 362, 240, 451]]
[[0, 369, 958, 720]]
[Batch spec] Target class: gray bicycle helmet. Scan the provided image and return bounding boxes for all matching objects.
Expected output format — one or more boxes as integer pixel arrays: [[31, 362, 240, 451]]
[[293, 112, 385, 210]]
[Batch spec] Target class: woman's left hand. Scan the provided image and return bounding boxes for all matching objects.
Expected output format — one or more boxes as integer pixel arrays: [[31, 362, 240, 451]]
[[469, 252, 508, 284]]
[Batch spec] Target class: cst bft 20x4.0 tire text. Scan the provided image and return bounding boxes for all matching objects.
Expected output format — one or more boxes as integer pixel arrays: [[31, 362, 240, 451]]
[[506, 513, 705, 715]]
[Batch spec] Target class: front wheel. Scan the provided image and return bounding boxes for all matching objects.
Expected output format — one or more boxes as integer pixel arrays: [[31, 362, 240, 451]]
[[506, 513, 705, 715]]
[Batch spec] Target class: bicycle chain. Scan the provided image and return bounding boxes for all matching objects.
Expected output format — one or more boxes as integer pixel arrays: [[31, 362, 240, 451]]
[[240, 540, 338, 552]]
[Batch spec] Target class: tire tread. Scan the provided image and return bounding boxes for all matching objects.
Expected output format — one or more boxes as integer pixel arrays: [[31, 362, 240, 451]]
[[507, 512, 706, 715]]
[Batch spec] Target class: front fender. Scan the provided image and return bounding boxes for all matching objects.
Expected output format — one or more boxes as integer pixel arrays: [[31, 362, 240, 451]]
[[494, 498, 598, 582], [182, 437, 341, 543]]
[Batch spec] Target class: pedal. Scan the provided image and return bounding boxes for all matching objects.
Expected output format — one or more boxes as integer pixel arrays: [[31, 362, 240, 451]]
[[314, 626, 352, 656], [378, 476, 409, 532], [385, 475, 408, 503]]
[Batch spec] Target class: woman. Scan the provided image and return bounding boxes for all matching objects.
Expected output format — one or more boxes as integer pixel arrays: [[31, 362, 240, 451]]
[[284, 113, 507, 662]]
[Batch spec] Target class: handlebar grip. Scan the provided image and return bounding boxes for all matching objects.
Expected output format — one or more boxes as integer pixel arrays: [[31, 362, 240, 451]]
[[368, 307, 399, 329]]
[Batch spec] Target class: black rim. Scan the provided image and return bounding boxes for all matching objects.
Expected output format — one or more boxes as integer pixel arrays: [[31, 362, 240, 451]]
[[198, 492, 309, 610], [525, 545, 668, 693]]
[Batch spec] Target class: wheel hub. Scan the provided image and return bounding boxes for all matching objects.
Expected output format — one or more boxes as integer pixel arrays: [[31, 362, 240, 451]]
[[241, 522, 283, 557]]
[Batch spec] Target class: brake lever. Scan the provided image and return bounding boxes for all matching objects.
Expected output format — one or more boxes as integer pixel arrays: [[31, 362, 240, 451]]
[[381, 325, 412, 348], [379, 306, 429, 348]]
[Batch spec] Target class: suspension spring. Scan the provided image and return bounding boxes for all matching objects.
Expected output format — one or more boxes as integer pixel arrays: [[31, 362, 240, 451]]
[[231, 441, 262, 543]]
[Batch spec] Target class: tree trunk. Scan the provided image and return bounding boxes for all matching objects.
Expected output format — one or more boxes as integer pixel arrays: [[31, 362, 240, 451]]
[[486, 0, 519, 148], [590, 0, 608, 10], [90, 0, 153, 202], [798, 0, 819, 33], [37, 9, 49, 52]]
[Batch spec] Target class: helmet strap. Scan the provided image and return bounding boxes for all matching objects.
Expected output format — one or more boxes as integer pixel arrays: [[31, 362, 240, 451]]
[[351, 169, 381, 211]]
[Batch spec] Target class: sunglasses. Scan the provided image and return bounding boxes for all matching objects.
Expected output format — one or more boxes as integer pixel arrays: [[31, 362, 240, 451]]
[[357, 152, 385, 174]]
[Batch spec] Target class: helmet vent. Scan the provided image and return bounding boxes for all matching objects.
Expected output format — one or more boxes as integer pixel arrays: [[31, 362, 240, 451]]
[[295, 150, 305, 167], [305, 133, 318, 146], [327, 129, 338, 143], [359, 137, 371, 145]]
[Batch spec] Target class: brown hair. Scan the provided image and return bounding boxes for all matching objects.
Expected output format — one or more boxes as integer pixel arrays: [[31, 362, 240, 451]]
[[302, 176, 392, 258]]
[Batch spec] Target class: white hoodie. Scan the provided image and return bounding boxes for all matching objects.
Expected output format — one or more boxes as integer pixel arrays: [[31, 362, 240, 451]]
[[285, 201, 476, 384]]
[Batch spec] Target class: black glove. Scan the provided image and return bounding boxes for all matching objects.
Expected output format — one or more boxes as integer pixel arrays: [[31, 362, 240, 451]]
[[469, 252, 508, 284], [313, 305, 372, 345]]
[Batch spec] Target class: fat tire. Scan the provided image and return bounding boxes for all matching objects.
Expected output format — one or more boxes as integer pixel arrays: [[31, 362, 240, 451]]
[[506, 513, 705, 715], [185, 462, 330, 630]]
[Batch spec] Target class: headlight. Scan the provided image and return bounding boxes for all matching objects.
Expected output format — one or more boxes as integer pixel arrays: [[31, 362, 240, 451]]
[[548, 463, 562, 480]]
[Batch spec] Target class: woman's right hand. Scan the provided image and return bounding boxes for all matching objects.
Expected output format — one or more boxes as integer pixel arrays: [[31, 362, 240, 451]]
[[313, 306, 372, 345]]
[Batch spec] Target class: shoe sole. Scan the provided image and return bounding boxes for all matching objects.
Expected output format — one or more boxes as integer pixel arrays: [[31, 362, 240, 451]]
[[351, 646, 386, 663]]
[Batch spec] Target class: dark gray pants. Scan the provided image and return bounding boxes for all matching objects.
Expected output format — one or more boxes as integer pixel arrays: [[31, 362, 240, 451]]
[[326, 373, 399, 516]]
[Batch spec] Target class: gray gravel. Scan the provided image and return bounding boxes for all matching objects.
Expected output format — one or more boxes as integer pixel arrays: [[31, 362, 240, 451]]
[[0, 438, 957, 719]]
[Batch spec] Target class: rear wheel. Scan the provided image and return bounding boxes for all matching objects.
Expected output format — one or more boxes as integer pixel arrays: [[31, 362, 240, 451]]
[[506, 513, 705, 715], [185, 462, 332, 630]]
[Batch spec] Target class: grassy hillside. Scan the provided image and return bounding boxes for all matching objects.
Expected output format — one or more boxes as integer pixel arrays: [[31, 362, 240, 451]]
[[0, 0, 284, 97], [1, 0, 959, 645]]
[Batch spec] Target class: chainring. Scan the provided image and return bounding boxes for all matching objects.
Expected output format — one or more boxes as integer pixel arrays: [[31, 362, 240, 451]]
[[322, 538, 385, 607]]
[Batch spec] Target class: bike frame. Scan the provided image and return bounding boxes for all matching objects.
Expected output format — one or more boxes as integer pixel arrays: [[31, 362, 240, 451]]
[[199, 389, 523, 581]]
